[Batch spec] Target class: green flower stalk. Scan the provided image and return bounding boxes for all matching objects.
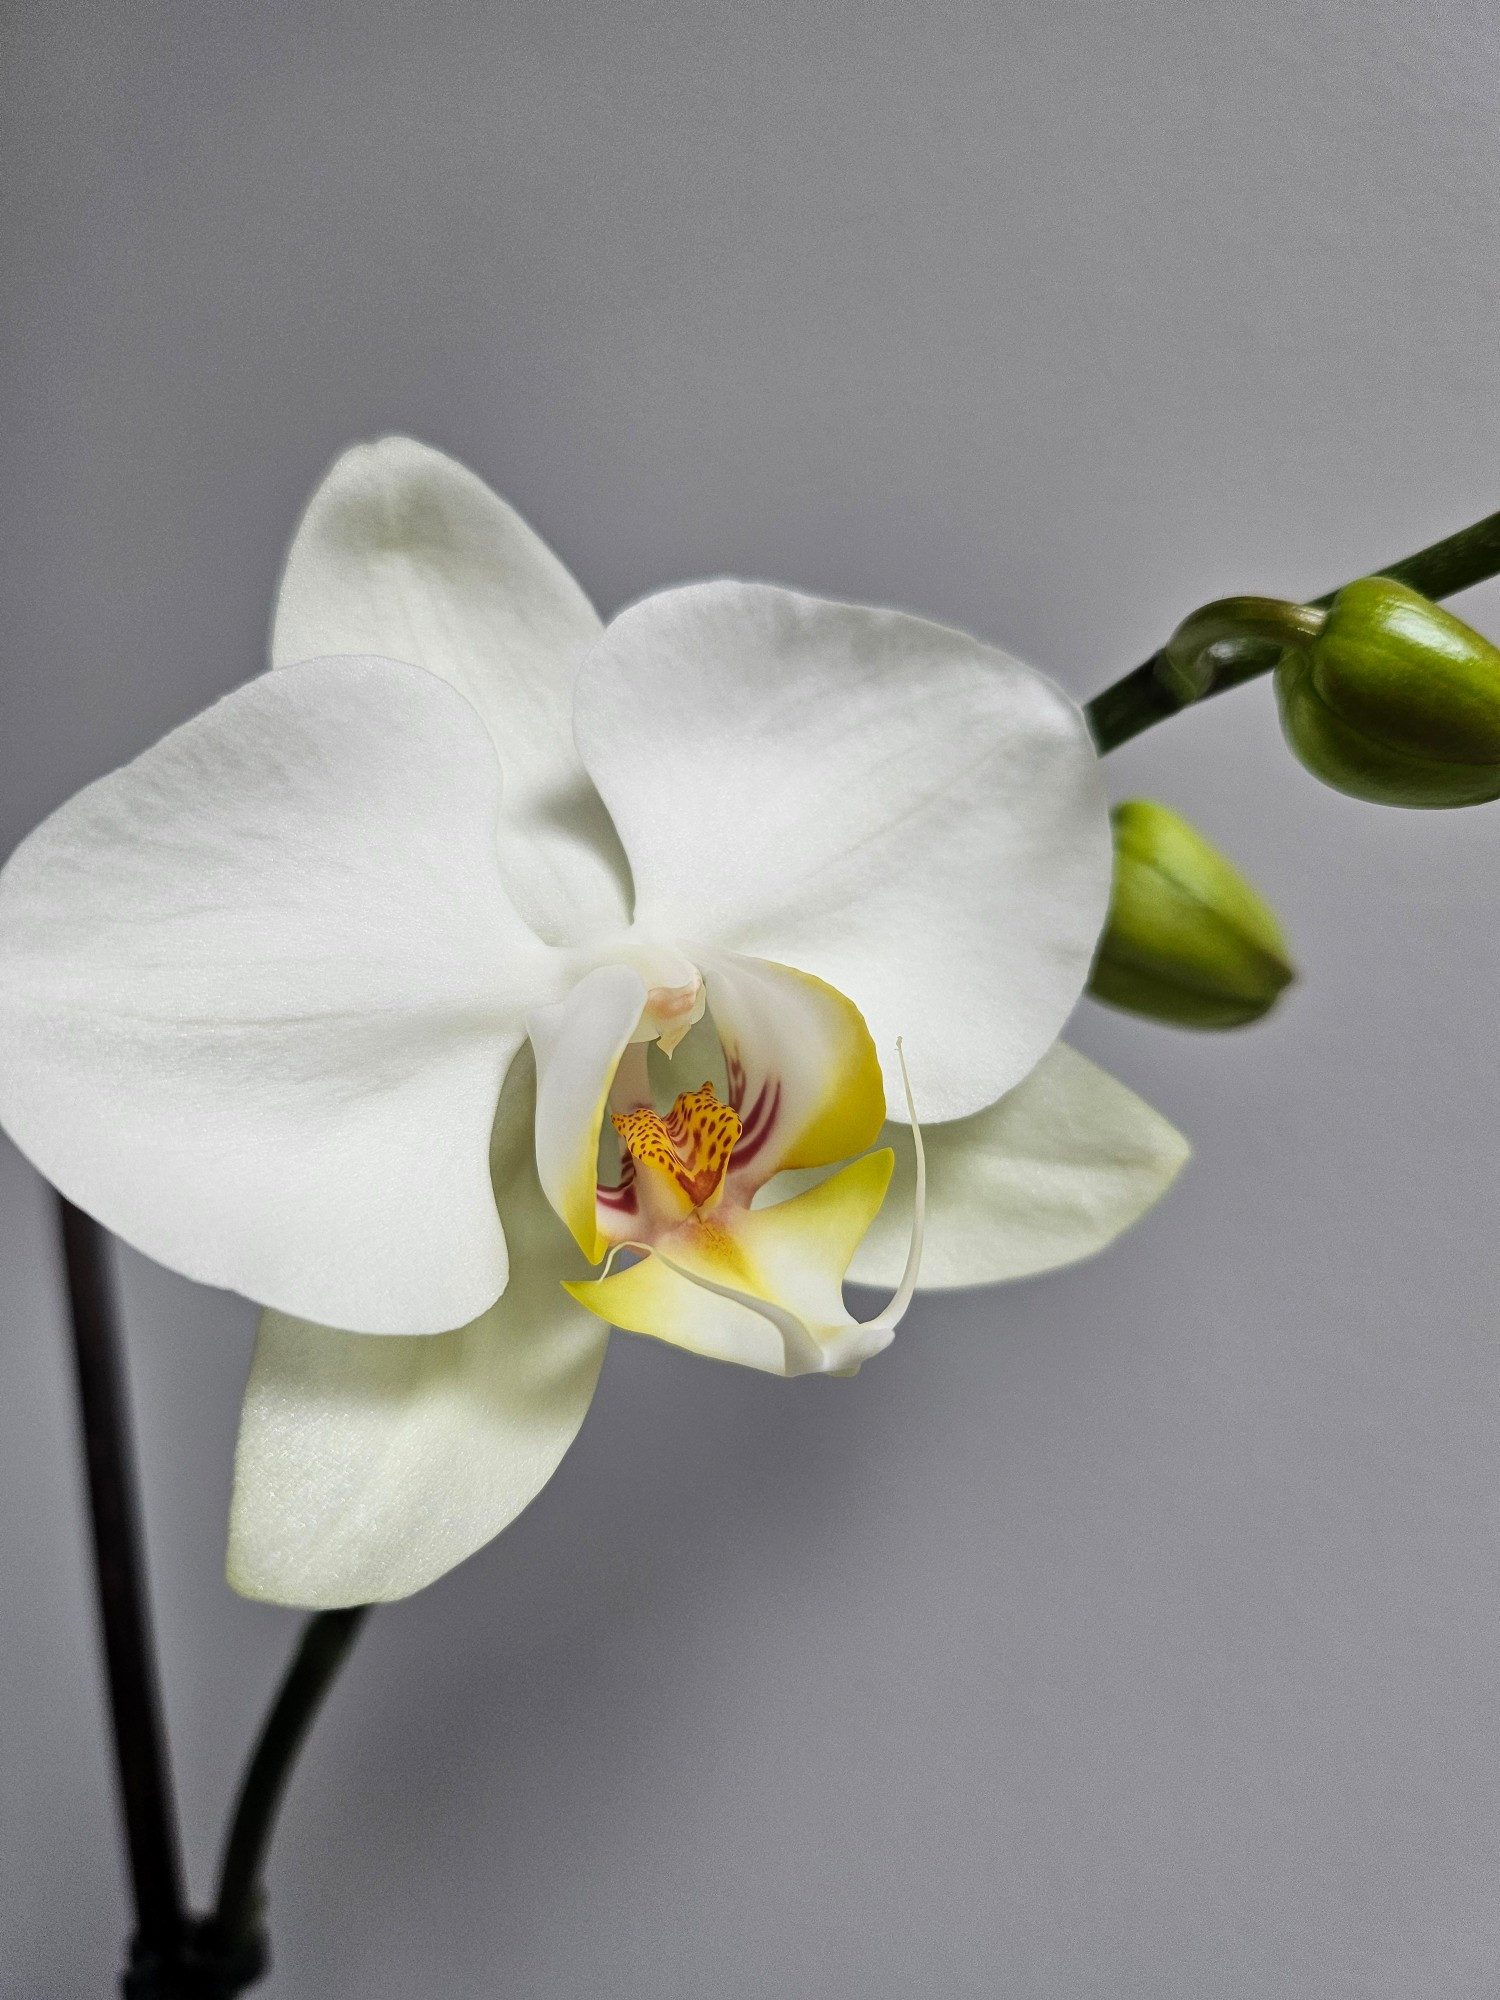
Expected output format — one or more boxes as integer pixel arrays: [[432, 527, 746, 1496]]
[[1276, 578, 1500, 808], [1089, 801, 1295, 1030]]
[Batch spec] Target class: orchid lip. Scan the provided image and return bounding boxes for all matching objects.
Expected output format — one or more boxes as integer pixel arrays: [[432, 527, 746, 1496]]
[[586, 1040, 926, 1378], [701, 1038, 922, 1374]]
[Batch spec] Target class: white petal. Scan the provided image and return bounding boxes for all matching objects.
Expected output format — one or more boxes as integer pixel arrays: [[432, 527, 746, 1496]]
[[228, 1047, 609, 1606], [0, 655, 561, 1333], [528, 964, 646, 1261], [273, 436, 631, 945], [830, 1041, 1189, 1289], [574, 583, 1111, 1123]]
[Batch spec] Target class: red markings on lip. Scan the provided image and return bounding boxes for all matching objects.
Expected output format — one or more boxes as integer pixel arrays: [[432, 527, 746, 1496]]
[[597, 1153, 638, 1212], [724, 1078, 780, 1171]]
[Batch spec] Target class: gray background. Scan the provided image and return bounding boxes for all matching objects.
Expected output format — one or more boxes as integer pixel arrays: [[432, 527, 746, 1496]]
[[4, 2, 1500, 1993]]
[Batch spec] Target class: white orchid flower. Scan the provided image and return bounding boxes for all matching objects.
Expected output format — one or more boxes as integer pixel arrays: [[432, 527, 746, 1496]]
[[0, 438, 1187, 1609]]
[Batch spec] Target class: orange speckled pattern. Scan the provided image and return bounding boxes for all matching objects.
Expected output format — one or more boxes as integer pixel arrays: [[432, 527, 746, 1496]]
[[612, 1082, 744, 1211]]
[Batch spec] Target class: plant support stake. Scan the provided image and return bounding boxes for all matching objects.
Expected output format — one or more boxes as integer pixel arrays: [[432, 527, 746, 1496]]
[[59, 1192, 364, 1997], [58, 1195, 189, 1994]]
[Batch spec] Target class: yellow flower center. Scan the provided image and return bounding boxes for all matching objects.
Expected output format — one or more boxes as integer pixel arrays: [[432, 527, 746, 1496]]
[[612, 1082, 743, 1213]]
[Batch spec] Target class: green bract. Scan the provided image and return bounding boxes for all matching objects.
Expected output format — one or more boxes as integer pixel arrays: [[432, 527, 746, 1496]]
[[1088, 800, 1294, 1030], [1275, 577, 1500, 808]]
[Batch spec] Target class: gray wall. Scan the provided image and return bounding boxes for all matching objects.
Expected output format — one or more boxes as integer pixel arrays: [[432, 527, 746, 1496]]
[[5, 3, 1500, 1993]]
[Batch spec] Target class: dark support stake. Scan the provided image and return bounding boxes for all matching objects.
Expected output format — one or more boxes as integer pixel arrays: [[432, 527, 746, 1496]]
[[59, 1191, 368, 1996], [57, 1195, 189, 1993]]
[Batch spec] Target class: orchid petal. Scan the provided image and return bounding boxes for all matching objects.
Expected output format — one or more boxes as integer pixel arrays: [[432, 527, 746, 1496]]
[[528, 964, 646, 1261], [827, 1041, 1190, 1289], [0, 655, 560, 1333], [693, 948, 886, 1195], [566, 1149, 895, 1377], [228, 1048, 608, 1606], [273, 436, 631, 946], [574, 582, 1111, 1123]]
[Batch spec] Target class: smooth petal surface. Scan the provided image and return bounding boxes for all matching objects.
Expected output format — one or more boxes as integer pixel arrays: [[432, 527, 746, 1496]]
[[825, 1041, 1189, 1289], [567, 1149, 895, 1376], [697, 949, 886, 1193], [528, 964, 646, 1261], [228, 1048, 609, 1605], [273, 436, 632, 945], [575, 582, 1111, 1123], [0, 655, 560, 1333]]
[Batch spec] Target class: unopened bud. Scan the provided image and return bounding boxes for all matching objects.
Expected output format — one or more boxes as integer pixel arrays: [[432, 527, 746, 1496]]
[[1276, 577, 1500, 807], [1088, 801, 1295, 1030]]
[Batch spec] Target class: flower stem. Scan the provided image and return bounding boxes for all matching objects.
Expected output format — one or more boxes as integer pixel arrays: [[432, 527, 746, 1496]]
[[57, 1195, 190, 1987], [207, 1606, 370, 1963], [1085, 505, 1500, 754], [57, 1192, 368, 1996]]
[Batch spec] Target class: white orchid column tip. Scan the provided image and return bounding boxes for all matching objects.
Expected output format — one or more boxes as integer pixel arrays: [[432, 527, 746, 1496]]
[[638, 976, 706, 1054]]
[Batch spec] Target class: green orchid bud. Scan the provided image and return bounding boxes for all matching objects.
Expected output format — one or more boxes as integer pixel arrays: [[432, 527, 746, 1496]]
[[1088, 800, 1295, 1030], [1275, 577, 1500, 807]]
